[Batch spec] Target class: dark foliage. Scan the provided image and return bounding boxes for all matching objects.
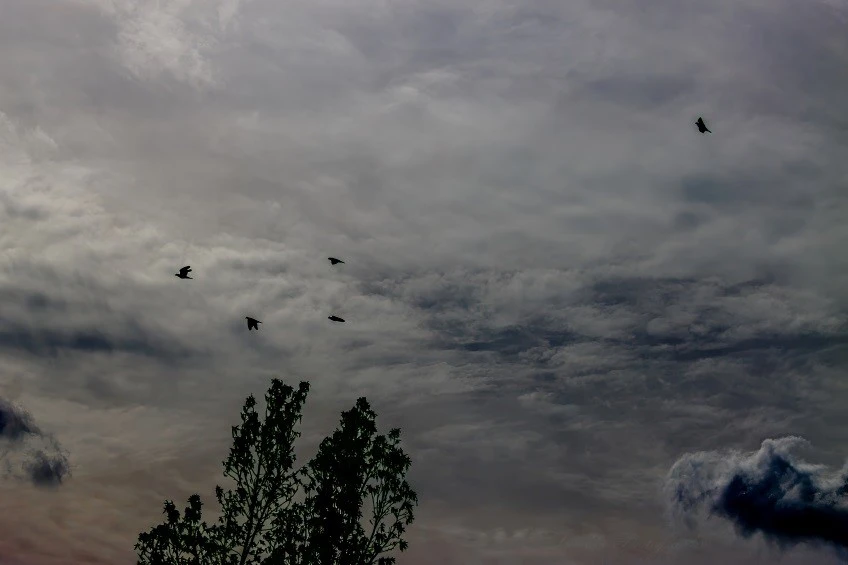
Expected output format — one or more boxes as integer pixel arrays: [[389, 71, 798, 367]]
[[135, 379, 417, 565]]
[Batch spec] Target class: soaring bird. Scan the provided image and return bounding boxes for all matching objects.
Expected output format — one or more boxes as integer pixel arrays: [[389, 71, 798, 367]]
[[328, 315, 345, 323], [695, 117, 712, 134], [246, 317, 261, 331], [328, 257, 345, 265], [175, 266, 193, 279]]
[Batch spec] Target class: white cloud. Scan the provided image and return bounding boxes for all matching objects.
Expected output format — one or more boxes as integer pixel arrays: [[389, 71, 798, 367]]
[[74, 0, 219, 88]]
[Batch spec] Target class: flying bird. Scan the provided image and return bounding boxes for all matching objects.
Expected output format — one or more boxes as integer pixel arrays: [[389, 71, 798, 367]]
[[695, 117, 712, 134], [328, 315, 345, 323], [175, 266, 192, 279], [246, 317, 261, 331], [328, 257, 345, 265]]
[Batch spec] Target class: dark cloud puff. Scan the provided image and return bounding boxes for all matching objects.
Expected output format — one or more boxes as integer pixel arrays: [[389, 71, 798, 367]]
[[0, 396, 40, 441], [666, 437, 848, 559], [0, 396, 70, 488], [25, 448, 71, 487]]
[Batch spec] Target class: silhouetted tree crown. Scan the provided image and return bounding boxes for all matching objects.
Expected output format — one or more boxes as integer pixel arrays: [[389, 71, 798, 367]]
[[135, 379, 417, 565]]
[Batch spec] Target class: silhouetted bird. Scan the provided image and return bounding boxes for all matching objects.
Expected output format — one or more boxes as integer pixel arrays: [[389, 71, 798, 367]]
[[246, 317, 261, 331], [695, 117, 712, 134], [328, 315, 345, 323], [328, 257, 345, 265], [175, 266, 192, 279]]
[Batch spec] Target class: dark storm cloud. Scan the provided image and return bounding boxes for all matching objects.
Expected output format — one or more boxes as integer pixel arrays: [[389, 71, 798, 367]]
[[0, 275, 200, 362], [0, 322, 192, 360], [25, 448, 71, 487], [667, 437, 848, 559], [0, 397, 70, 488], [0, 397, 40, 441]]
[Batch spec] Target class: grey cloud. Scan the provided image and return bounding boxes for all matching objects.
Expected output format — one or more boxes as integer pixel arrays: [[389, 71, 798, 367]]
[[0, 397, 40, 442], [0, 265, 202, 363], [367, 269, 847, 521], [0, 322, 194, 360], [374, 270, 846, 368], [666, 437, 848, 560], [25, 448, 71, 487], [0, 0, 846, 562], [578, 72, 697, 111], [0, 397, 70, 488]]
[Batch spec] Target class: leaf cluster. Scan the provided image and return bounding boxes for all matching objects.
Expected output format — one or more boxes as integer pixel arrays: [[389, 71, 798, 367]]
[[135, 380, 417, 565]]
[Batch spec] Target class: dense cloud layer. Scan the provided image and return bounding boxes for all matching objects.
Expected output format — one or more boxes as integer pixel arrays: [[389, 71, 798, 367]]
[[0, 0, 846, 563]]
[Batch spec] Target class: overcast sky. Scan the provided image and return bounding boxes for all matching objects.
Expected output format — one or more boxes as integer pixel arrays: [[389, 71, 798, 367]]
[[0, 0, 847, 563]]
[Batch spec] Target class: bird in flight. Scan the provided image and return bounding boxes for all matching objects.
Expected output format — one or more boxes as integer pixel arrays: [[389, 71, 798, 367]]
[[246, 317, 261, 331], [328, 257, 345, 265], [695, 117, 712, 134], [328, 315, 345, 323], [175, 266, 192, 279]]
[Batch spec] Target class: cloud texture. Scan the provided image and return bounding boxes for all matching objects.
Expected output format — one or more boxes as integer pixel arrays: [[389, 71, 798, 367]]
[[0, 0, 846, 563], [668, 437, 848, 559], [0, 397, 70, 487]]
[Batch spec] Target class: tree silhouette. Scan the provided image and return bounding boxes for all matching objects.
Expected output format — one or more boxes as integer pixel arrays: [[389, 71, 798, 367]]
[[298, 398, 416, 565], [135, 379, 417, 565]]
